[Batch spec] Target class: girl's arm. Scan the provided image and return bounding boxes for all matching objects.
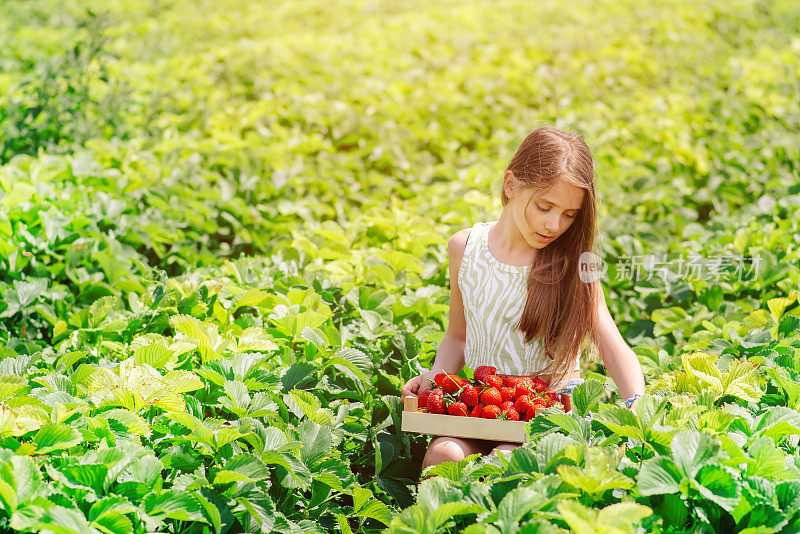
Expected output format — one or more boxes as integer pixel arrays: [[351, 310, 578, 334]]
[[401, 230, 468, 397], [430, 229, 471, 374], [592, 282, 646, 406]]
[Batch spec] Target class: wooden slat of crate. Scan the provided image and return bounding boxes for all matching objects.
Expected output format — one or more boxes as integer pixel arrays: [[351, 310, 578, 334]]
[[400, 395, 528, 443]]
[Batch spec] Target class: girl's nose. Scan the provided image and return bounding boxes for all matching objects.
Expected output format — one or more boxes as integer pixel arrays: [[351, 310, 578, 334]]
[[544, 215, 559, 234]]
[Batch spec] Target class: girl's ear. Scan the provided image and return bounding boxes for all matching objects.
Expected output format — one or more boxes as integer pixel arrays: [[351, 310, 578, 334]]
[[503, 170, 517, 198]]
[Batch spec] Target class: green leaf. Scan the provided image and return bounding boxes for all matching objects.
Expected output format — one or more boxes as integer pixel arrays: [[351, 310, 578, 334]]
[[88, 296, 118, 329], [419, 454, 481, 482], [169, 315, 217, 362], [543, 412, 591, 441], [97, 409, 151, 436], [722, 359, 763, 403], [287, 389, 321, 420], [10, 456, 44, 503], [34, 505, 93, 534], [0, 376, 28, 403], [300, 326, 329, 348], [163, 370, 204, 393], [298, 420, 333, 467], [233, 289, 269, 310], [354, 499, 393, 527], [133, 343, 172, 369], [594, 405, 644, 442], [261, 451, 312, 488], [596, 502, 653, 531], [748, 437, 790, 479], [766, 368, 800, 409], [47, 463, 108, 495], [695, 464, 740, 512], [428, 502, 487, 532], [89, 496, 136, 522], [558, 500, 652, 534], [497, 486, 548, 534], [144, 490, 208, 523], [416, 476, 463, 510], [556, 448, 634, 498], [223, 380, 251, 409], [767, 297, 793, 323], [535, 433, 571, 473], [335, 347, 373, 373], [32, 423, 83, 455], [671, 431, 718, 478], [214, 454, 271, 484], [91, 513, 133, 534], [637, 456, 683, 496], [571, 379, 605, 417]]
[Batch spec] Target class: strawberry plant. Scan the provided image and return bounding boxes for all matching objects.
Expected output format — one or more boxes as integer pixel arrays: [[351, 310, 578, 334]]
[[2, 0, 800, 532]]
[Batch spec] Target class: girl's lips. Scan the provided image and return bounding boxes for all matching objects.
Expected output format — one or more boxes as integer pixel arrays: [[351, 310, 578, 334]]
[[536, 233, 554, 242]]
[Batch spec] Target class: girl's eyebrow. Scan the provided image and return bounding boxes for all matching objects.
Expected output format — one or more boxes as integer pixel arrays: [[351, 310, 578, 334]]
[[538, 196, 581, 212]]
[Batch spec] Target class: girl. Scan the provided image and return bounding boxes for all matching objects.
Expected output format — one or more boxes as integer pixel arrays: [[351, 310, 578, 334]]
[[400, 126, 646, 471]]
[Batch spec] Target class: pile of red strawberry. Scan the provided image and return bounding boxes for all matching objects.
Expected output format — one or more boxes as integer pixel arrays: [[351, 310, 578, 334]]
[[417, 365, 570, 421]]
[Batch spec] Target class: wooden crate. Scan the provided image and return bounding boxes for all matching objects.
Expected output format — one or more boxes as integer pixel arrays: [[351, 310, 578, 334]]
[[400, 395, 532, 443]]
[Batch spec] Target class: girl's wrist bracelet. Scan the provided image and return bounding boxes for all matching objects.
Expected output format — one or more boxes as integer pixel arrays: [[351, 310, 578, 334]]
[[624, 393, 643, 409]]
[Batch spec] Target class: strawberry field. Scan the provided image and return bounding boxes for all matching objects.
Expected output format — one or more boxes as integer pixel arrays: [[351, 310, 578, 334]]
[[1, 0, 799, 532]]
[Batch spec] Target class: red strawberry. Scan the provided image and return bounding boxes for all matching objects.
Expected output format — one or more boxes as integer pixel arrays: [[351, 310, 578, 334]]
[[500, 387, 516, 403], [532, 377, 547, 392], [427, 390, 445, 414], [561, 394, 571, 413], [443, 374, 464, 394], [485, 375, 504, 389], [500, 401, 515, 414], [498, 374, 510, 387], [516, 377, 534, 388], [525, 407, 537, 420], [435, 373, 462, 394], [514, 395, 534, 415], [480, 387, 502, 406], [515, 382, 533, 398], [470, 405, 484, 417], [482, 405, 500, 419], [505, 376, 520, 388], [448, 401, 469, 417], [530, 394, 547, 407], [418, 389, 431, 409], [474, 365, 497, 384], [460, 384, 480, 407], [505, 408, 520, 421]]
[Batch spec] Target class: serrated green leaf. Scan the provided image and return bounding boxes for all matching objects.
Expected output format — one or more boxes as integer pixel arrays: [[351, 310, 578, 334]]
[[637, 456, 683, 496], [144, 490, 208, 523], [559, 500, 652, 534], [571, 379, 605, 417], [214, 454, 271, 484], [695, 464, 740, 512], [298, 420, 333, 467], [32, 423, 83, 455], [671, 431, 718, 478], [133, 343, 172, 369]]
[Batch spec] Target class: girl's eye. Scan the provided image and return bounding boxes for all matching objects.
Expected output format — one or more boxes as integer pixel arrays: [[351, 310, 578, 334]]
[[538, 204, 576, 220]]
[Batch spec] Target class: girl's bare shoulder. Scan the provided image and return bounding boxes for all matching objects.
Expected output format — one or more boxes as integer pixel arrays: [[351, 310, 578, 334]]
[[447, 228, 471, 261]]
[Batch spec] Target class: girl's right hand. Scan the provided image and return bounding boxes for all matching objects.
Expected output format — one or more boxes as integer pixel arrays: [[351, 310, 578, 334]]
[[401, 370, 437, 398]]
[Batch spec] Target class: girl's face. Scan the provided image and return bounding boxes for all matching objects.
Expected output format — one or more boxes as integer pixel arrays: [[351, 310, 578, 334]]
[[506, 172, 585, 249]]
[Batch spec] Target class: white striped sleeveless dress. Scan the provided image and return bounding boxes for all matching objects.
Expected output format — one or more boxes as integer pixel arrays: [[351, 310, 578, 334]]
[[457, 221, 580, 375]]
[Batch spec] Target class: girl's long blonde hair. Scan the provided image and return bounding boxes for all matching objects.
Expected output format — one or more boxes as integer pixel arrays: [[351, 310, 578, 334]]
[[502, 126, 600, 387]]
